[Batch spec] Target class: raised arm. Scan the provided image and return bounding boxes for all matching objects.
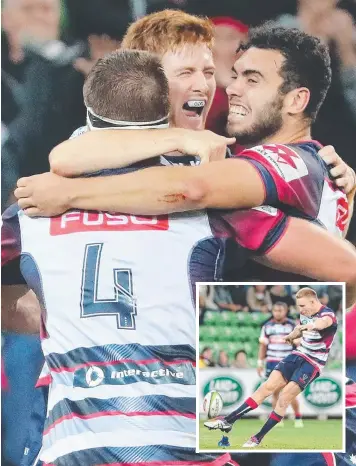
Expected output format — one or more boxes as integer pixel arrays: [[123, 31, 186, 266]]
[[15, 158, 265, 217], [257, 217, 356, 308], [49, 128, 235, 176], [298, 316, 333, 332]]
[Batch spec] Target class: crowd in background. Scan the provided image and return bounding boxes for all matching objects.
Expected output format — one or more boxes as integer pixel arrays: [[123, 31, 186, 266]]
[[199, 284, 342, 322], [1, 1, 355, 465], [199, 285, 343, 368]]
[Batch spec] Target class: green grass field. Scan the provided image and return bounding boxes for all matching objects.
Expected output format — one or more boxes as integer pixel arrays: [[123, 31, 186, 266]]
[[199, 418, 343, 451]]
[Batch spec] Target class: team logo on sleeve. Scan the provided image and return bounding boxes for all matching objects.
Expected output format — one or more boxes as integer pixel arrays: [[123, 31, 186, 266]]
[[85, 366, 105, 387], [253, 144, 309, 182]]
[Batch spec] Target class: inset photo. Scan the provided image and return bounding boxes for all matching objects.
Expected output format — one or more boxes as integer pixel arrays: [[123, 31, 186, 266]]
[[197, 283, 345, 452]]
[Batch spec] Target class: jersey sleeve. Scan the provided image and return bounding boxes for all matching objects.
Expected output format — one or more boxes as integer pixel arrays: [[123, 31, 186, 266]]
[[217, 205, 289, 255], [238, 144, 312, 210], [2, 204, 25, 285], [320, 309, 337, 325]]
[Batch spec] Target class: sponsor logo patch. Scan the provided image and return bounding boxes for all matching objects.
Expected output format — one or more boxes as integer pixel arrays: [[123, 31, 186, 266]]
[[50, 211, 169, 235]]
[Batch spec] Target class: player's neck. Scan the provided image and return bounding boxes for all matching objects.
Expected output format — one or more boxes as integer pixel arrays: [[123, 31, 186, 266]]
[[259, 122, 312, 146]]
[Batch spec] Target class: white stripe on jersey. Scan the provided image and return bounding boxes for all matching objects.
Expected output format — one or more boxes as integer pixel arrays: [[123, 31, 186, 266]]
[[41, 430, 196, 463], [47, 380, 195, 411], [301, 340, 326, 351], [42, 415, 196, 448], [303, 331, 322, 340]]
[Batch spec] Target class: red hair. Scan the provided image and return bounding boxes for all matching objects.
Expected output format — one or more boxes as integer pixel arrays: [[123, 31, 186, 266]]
[[122, 9, 214, 55]]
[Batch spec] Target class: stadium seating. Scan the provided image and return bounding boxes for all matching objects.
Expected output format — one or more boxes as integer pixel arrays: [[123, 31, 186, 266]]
[[200, 310, 271, 366], [200, 309, 342, 369]]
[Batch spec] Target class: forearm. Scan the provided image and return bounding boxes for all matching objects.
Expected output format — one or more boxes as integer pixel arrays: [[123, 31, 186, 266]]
[[261, 217, 356, 308], [300, 317, 331, 332], [293, 337, 302, 347], [50, 128, 185, 177], [64, 159, 264, 215], [257, 344, 267, 362], [64, 167, 203, 215]]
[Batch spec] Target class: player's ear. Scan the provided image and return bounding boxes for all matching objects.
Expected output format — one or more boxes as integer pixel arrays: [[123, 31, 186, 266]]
[[284, 87, 310, 116]]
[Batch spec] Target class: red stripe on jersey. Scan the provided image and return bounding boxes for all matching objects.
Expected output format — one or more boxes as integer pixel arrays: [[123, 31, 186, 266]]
[[50, 358, 195, 373], [43, 410, 196, 436], [36, 374, 52, 388], [322, 452, 336, 466]]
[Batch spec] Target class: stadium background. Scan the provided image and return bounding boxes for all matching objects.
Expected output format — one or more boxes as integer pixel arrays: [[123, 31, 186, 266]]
[[1, 1, 355, 465]]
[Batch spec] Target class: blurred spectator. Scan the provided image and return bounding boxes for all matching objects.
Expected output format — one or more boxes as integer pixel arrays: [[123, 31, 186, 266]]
[[232, 349, 249, 368], [1, 0, 124, 212], [217, 350, 230, 368], [199, 346, 215, 368], [273, 0, 356, 120], [206, 16, 248, 140], [320, 292, 330, 307], [270, 285, 295, 308], [228, 285, 249, 312], [214, 285, 243, 312], [246, 285, 272, 312], [73, 34, 120, 76], [328, 284, 344, 311]]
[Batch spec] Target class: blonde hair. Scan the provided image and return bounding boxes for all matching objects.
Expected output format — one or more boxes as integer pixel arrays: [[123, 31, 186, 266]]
[[122, 9, 214, 56], [296, 287, 318, 300]]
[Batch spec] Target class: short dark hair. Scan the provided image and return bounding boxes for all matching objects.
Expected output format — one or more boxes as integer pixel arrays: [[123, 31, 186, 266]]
[[235, 349, 247, 358], [273, 301, 288, 311], [83, 49, 169, 122], [240, 26, 332, 121]]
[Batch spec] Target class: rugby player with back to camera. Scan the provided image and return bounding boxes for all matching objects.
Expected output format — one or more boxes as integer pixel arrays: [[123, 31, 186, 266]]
[[205, 287, 339, 448]]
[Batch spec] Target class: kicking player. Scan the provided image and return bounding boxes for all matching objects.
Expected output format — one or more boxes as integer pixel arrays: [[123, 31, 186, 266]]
[[205, 287, 338, 448], [257, 302, 303, 428]]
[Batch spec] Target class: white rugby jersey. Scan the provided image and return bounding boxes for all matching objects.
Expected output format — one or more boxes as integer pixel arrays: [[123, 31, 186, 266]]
[[293, 306, 338, 372], [259, 317, 296, 362]]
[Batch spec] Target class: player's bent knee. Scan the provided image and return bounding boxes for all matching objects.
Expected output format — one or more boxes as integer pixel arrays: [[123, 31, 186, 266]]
[[277, 392, 291, 409]]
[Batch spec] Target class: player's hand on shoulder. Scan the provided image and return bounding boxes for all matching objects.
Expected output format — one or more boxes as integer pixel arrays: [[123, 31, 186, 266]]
[[176, 129, 236, 163], [14, 172, 71, 217], [319, 145, 356, 194]]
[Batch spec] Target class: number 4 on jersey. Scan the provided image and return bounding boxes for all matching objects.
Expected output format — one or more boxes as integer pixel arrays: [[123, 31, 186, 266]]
[[80, 243, 137, 329]]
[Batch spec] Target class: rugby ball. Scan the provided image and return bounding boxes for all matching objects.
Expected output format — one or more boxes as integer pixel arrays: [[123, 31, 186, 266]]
[[203, 390, 223, 419]]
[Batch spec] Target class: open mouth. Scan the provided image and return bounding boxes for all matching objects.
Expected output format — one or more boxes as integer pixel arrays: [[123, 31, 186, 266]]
[[182, 100, 206, 117]]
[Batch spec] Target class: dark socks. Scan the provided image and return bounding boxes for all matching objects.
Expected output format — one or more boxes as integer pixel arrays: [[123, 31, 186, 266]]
[[255, 411, 283, 441], [295, 412, 302, 419], [225, 397, 258, 424]]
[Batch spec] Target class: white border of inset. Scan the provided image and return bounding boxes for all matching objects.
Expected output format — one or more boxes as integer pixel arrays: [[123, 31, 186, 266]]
[[195, 281, 346, 454]]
